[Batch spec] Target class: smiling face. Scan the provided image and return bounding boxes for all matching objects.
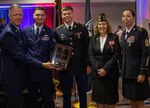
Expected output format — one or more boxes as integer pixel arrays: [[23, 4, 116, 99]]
[[61, 9, 74, 25], [122, 10, 135, 29], [9, 8, 23, 27], [97, 21, 108, 36], [33, 9, 46, 27]]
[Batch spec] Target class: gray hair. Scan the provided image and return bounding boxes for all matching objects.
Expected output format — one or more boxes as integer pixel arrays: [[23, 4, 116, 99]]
[[9, 4, 22, 16]]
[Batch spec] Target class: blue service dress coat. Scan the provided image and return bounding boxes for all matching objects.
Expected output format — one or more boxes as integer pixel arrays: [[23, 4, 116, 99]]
[[23, 25, 55, 81], [0, 22, 42, 108], [0, 22, 42, 84]]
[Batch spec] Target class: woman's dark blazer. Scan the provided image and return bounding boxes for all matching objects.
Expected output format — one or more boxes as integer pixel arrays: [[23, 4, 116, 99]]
[[88, 33, 121, 79]]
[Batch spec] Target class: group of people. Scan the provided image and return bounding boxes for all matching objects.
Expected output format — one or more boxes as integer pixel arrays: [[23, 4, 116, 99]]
[[0, 3, 150, 108], [89, 10, 150, 108]]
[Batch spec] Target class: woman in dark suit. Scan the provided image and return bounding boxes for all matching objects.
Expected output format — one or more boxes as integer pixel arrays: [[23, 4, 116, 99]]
[[88, 13, 121, 108]]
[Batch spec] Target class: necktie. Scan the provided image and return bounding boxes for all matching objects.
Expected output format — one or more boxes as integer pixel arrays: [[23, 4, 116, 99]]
[[35, 28, 39, 40], [68, 26, 72, 31]]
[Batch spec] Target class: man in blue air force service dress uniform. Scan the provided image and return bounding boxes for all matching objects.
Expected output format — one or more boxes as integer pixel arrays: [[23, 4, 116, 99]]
[[23, 7, 56, 108]]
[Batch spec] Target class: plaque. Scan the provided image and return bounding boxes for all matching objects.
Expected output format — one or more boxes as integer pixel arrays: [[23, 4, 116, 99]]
[[51, 44, 73, 69]]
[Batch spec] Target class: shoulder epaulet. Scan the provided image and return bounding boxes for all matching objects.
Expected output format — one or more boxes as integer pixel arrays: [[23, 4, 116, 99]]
[[137, 26, 143, 31], [7, 27, 11, 31], [56, 24, 64, 29]]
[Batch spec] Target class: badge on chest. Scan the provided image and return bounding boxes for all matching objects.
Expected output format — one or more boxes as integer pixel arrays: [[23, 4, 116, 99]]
[[41, 35, 50, 41], [127, 35, 135, 47]]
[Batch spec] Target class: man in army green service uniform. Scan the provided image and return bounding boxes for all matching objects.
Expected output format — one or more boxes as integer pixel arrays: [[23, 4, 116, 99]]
[[55, 6, 90, 108]]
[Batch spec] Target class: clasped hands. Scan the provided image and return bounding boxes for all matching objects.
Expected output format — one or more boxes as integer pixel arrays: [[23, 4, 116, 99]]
[[42, 61, 62, 71], [97, 68, 107, 77]]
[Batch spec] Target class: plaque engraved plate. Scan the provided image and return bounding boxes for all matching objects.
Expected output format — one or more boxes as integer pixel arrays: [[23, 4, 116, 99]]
[[51, 44, 73, 69]]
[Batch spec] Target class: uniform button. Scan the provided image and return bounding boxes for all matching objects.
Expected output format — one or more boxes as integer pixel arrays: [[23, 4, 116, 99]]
[[71, 52, 74, 55], [70, 38, 72, 40], [35, 45, 38, 47], [70, 42, 73, 45]]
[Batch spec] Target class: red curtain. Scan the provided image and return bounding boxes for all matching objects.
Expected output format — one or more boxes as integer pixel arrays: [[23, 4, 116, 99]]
[[44, 6, 54, 28]]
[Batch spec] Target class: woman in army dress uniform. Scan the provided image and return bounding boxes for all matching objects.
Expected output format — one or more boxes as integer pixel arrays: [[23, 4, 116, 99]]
[[88, 13, 121, 108], [120, 9, 150, 108]]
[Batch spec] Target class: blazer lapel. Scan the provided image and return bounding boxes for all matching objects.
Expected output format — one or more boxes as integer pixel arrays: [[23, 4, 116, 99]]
[[95, 36, 100, 52], [103, 35, 111, 54], [29, 27, 37, 43], [10, 23, 23, 42], [122, 31, 126, 40]]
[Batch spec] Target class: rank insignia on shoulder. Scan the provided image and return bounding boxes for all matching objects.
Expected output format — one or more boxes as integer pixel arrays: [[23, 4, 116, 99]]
[[57, 25, 63, 29], [145, 38, 149, 47], [137, 26, 143, 31]]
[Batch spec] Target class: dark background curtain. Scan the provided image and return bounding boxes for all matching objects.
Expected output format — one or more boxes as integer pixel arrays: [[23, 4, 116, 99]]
[[0, 5, 54, 29]]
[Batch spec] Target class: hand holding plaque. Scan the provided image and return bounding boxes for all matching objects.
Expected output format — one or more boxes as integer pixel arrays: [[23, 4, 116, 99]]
[[51, 44, 73, 69], [42, 61, 56, 70]]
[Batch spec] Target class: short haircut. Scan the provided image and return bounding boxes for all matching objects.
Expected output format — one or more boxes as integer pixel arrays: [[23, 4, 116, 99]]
[[9, 4, 22, 16], [122, 9, 135, 17], [61, 6, 73, 12], [34, 7, 46, 14]]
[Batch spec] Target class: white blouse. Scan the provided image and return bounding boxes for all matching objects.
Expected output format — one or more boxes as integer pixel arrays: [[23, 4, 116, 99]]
[[100, 35, 107, 53]]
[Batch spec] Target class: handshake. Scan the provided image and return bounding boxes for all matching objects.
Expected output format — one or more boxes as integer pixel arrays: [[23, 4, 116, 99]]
[[42, 61, 62, 71]]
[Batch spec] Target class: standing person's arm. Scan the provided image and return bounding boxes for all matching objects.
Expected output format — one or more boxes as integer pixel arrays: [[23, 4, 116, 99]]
[[2, 32, 54, 69], [137, 28, 149, 83], [139, 28, 149, 75]]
